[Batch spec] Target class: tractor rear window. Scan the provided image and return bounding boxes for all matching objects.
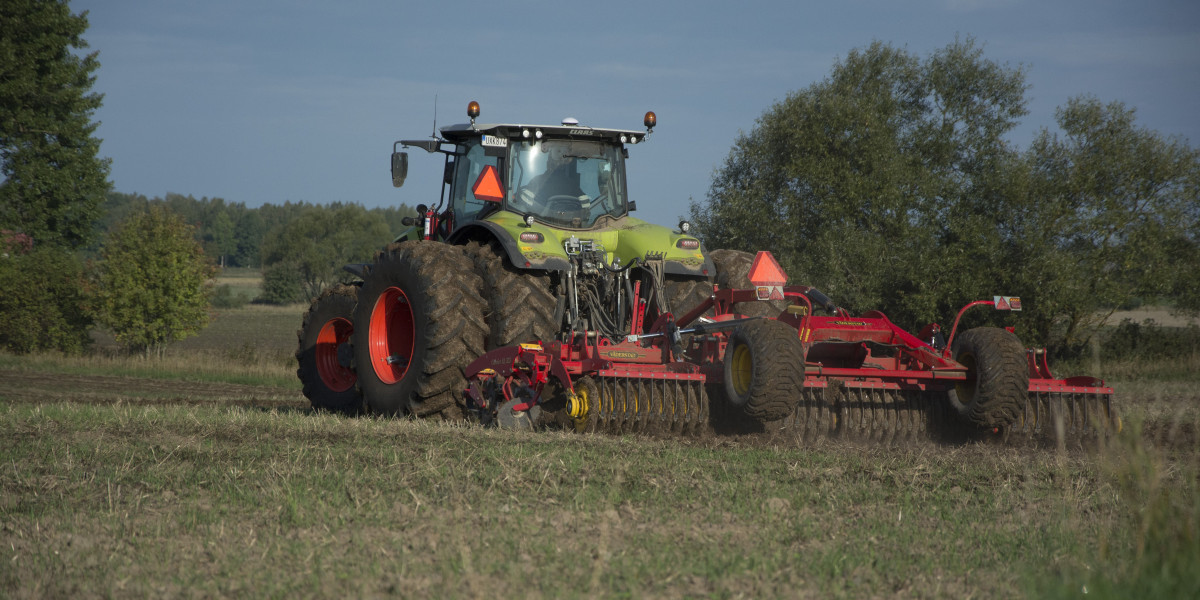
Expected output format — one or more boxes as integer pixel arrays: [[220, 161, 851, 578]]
[[509, 140, 627, 228], [450, 142, 500, 223]]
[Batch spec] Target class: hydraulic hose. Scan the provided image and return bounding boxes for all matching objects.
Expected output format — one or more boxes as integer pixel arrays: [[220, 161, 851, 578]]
[[805, 288, 839, 313]]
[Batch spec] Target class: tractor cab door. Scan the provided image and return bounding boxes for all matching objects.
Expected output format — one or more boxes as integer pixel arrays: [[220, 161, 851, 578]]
[[449, 139, 503, 231]]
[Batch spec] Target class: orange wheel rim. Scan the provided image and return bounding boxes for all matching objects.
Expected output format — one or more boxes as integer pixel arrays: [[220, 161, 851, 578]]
[[316, 317, 356, 392], [368, 287, 415, 384]]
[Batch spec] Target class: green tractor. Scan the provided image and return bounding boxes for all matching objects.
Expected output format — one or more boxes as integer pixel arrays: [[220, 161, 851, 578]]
[[295, 101, 766, 419]]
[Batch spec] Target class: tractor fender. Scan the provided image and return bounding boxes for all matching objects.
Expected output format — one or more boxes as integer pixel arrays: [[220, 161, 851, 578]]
[[448, 222, 570, 272], [391, 226, 422, 243], [665, 250, 715, 278]]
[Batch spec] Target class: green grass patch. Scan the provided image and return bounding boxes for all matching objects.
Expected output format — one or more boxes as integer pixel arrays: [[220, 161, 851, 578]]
[[210, 267, 265, 307], [2, 400, 1196, 598], [69, 301, 306, 387], [2, 296, 1197, 596]]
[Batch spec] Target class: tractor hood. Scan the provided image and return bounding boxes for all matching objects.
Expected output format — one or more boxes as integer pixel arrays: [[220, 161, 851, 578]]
[[457, 211, 712, 277]]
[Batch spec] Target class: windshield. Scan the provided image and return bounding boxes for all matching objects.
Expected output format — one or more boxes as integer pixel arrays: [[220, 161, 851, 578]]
[[508, 139, 627, 228]]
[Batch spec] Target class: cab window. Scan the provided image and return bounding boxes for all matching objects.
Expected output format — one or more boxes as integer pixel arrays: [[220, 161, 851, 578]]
[[508, 139, 627, 228], [450, 141, 501, 224]]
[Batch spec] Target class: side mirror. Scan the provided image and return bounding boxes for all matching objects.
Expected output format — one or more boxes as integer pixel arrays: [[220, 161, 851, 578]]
[[391, 151, 409, 188], [628, 200, 637, 212], [443, 160, 455, 185]]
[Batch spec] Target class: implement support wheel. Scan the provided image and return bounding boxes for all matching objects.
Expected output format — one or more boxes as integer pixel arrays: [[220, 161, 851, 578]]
[[947, 327, 1028, 429], [296, 284, 361, 414], [723, 318, 805, 422]]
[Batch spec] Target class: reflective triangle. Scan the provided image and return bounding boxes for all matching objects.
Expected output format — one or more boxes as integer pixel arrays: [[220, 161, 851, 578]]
[[748, 251, 788, 286], [472, 165, 504, 202]]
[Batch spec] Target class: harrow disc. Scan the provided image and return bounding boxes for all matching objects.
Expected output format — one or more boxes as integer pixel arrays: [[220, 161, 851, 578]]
[[1013, 390, 1121, 441], [574, 375, 710, 436], [775, 385, 937, 443]]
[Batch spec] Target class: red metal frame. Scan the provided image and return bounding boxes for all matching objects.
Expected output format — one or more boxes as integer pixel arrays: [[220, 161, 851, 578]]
[[462, 281, 1114, 416]]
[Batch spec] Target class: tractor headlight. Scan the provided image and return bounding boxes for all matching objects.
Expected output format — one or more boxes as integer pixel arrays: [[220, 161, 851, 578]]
[[676, 238, 700, 250]]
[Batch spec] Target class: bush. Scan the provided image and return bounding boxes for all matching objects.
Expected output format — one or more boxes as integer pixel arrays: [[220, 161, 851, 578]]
[[211, 284, 250, 309], [257, 264, 308, 304], [0, 247, 93, 353], [94, 207, 216, 356], [1101, 319, 1200, 361]]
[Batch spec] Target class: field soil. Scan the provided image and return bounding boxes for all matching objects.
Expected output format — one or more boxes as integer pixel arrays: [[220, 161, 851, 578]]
[[0, 369, 304, 410], [2, 298, 1196, 597]]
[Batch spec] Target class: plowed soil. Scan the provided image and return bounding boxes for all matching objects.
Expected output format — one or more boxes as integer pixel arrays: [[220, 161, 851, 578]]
[[2, 367, 1194, 454], [0, 369, 305, 410]]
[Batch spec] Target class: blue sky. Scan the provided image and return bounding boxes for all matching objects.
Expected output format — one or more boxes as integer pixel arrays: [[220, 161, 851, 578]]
[[75, 0, 1200, 229]]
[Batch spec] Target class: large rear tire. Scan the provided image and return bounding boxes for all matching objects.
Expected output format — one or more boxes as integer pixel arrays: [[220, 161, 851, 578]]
[[723, 318, 805, 422], [663, 275, 712, 320], [708, 249, 788, 318], [463, 241, 560, 348], [352, 241, 487, 418], [296, 284, 361, 415], [947, 327, 1028, 429]]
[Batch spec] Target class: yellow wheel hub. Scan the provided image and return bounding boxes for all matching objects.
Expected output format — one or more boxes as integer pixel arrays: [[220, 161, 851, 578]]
[[730, 343, 753, 397]]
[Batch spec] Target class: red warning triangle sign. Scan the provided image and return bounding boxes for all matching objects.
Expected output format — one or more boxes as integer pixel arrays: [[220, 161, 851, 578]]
[[994, 296, 1010, 310], [748, 251, 788, 287], [472, 165, 504, 203]]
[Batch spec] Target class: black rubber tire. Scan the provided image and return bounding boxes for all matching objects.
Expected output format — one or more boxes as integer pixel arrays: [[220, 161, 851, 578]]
[[663, 275, 713, 321], [946, 327, 1028, 429], [462, 241, 560, 348], [722, 318, 806, 422], [296, 284, 362, 415], [352, 241, 487, 418], [708, 249, 789, 318]]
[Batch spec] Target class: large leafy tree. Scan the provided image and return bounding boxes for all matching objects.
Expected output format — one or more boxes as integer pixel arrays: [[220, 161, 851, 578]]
[[691, 39, 1199, 349], [1010, 98, 1200, 344], [0, 0, 111, 251], [692, 38, 1027, 328], [95, 207, 216, 357], [0, 0, 108, 354]]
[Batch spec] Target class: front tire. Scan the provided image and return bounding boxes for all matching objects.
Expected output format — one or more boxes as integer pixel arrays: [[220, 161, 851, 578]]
[[352, 241, 487, 418], [296, 284, 361, 414], [947, 327, 1028, 429]]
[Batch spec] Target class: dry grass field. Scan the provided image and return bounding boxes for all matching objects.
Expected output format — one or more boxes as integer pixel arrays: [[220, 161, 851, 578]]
[[1, 296, 1197, 598]]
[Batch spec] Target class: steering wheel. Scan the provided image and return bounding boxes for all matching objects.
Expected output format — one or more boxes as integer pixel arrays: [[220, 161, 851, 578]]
[[546, 194, 586, 215]]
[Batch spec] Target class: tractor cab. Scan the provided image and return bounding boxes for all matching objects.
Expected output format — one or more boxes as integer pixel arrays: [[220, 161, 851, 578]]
[[393, 101, 652, 233], [390, 101, 707, 277]]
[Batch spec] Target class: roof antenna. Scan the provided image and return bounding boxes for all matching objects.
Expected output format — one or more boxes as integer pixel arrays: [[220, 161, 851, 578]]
[[430, 94, 438, 140]]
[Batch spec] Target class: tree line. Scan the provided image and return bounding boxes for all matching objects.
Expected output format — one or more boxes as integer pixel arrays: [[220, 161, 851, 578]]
[[96, 193, 416, 306], [96, 192, 416, 271], [690, 38, 1199, 352]]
